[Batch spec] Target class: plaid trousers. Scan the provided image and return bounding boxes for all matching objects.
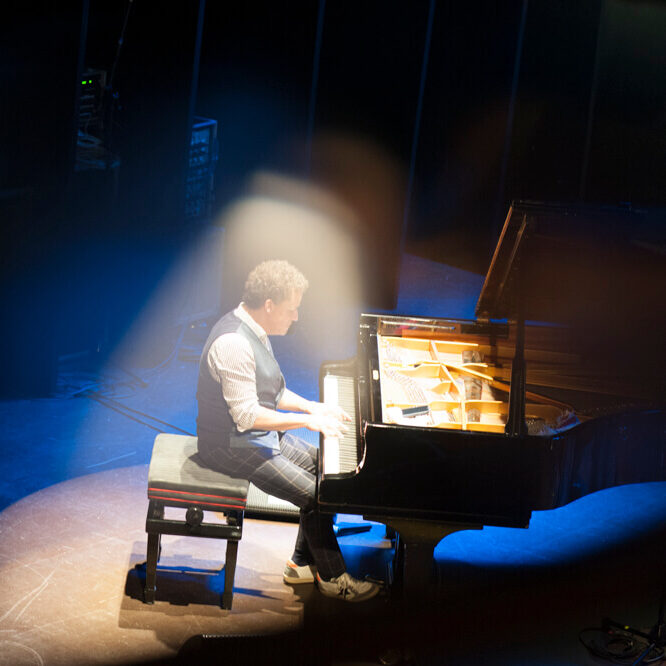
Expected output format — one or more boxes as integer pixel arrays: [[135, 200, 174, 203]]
[[202, 432, 345, 580]]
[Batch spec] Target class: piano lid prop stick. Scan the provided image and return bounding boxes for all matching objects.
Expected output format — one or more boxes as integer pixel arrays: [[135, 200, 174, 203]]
[[462, 350, 483, 423]]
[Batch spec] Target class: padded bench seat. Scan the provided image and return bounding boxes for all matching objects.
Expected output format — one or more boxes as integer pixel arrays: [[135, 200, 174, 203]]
[[144, 433, 249, 609]]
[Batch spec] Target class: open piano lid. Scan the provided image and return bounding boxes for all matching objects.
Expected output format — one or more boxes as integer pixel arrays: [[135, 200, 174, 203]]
[[475, 200, 664, 322], [474, 201, 666, 402]]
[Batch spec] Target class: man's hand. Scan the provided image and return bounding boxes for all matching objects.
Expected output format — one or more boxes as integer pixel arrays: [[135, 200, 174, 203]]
[[308, 400, 352, 424], [306, 413, 348, 439]]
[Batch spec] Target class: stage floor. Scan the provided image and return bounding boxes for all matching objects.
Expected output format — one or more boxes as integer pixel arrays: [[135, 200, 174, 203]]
[[1, 246, 664, 665], [1, 463, 664, 665]]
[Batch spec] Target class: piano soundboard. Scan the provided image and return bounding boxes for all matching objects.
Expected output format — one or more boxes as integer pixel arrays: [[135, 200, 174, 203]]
[[377, 332, 573, 435], [319, 323, 580, 480]]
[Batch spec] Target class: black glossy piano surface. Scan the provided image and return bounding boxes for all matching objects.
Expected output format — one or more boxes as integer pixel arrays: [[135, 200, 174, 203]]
[[319, 315, 665, 529], [317, 202, 666, 541]]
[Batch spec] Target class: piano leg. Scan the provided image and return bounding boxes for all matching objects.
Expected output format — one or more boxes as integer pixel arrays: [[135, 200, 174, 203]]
[[364, 518, 482, 664], [379, 518, 483, 603]]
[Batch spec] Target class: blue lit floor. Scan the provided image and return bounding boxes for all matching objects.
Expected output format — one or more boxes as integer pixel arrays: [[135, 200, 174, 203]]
[[0, 238, 664, 665]]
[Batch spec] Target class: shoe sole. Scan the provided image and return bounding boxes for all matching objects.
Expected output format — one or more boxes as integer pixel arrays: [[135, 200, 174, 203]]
[[316, 582, 381, 602], [283, 574, 315, 585], [343, 586, 381, 603]]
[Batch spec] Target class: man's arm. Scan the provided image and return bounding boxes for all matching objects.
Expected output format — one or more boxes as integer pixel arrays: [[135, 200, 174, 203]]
[[209, 333, 261, 432], [252, 388, 350, 437], [277, 387, 312, 413], [252, 403, 347, 439], [278, 388, 351, 423], [209, 335, 348, 438]]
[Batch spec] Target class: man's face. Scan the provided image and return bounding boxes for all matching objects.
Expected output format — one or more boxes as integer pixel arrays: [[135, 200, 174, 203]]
[[264, 290, 302, 336]]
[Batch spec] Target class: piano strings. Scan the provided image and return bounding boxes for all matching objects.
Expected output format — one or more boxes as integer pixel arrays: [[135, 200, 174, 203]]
[[377, 333, 575, 434]]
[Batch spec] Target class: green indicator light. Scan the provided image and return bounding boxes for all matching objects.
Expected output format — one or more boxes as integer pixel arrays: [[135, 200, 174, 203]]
[[81, 80, 86, 84], [88, 80, 92, 83]]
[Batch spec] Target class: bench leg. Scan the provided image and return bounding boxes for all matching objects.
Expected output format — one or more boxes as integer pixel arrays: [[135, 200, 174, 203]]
[[144, 532, 160, 604], [222, 538, 239, 610]]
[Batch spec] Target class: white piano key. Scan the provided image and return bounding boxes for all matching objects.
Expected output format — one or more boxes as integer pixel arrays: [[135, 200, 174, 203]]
[[323, 374, 341, 474], [322, 373, 359, 476], [323, 373, 339, 406]]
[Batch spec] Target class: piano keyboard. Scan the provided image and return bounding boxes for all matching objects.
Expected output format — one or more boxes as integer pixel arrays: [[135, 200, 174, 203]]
[[322, 373, 360, 475]]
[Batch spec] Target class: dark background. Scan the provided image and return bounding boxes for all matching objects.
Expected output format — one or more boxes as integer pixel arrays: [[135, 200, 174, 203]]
[[2, 0, 665, 397]]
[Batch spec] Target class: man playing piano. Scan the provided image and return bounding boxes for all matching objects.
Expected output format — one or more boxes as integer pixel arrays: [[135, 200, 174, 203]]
[[196, 259, 380, 602]]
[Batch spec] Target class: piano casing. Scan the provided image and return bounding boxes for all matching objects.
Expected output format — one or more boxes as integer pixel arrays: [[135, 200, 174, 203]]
[[317, 201, 666, 596]]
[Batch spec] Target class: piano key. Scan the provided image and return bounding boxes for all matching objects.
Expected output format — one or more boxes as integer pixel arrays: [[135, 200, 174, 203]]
[[322, 373, 360, 475], [322, 374, 340, 474]]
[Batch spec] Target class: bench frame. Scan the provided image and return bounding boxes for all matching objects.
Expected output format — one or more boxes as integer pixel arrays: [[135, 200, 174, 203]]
[[144, 499, 244, 609]]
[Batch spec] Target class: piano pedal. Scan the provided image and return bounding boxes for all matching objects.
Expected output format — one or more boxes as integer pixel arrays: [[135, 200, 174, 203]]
[[385, 560, 394, 589], [333, 514, 373, 537], [363, 574, 386, 588], [334, 523, 372, 537]]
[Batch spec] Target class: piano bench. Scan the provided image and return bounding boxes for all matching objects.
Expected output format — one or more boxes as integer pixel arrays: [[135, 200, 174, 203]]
[[144, 433, 249, 610]]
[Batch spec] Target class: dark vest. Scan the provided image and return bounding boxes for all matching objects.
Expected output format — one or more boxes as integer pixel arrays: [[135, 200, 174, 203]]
[[196, 310, 285, 461]]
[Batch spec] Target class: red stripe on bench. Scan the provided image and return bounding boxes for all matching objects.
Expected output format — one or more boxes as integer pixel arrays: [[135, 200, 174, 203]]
[[147, 494, 246, 509], [148, 486, 247, 502]]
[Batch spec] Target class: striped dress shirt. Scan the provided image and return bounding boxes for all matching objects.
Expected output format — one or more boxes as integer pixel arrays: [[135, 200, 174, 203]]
[[206, 303, 275, 432]]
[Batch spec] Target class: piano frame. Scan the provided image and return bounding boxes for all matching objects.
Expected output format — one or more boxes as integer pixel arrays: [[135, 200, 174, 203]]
[[317, 201, 666, 600]]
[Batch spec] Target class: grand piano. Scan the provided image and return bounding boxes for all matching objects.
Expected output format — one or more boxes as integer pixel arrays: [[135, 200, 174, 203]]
[[317, 201, 666, 597]]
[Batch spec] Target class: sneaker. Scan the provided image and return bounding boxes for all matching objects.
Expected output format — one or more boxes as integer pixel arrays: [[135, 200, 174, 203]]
[[316, 572, 380, 602], [283, 559, 317, 584]]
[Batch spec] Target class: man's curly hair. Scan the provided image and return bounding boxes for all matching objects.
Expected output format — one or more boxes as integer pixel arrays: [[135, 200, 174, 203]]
[[242, 260, 309, 308]]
